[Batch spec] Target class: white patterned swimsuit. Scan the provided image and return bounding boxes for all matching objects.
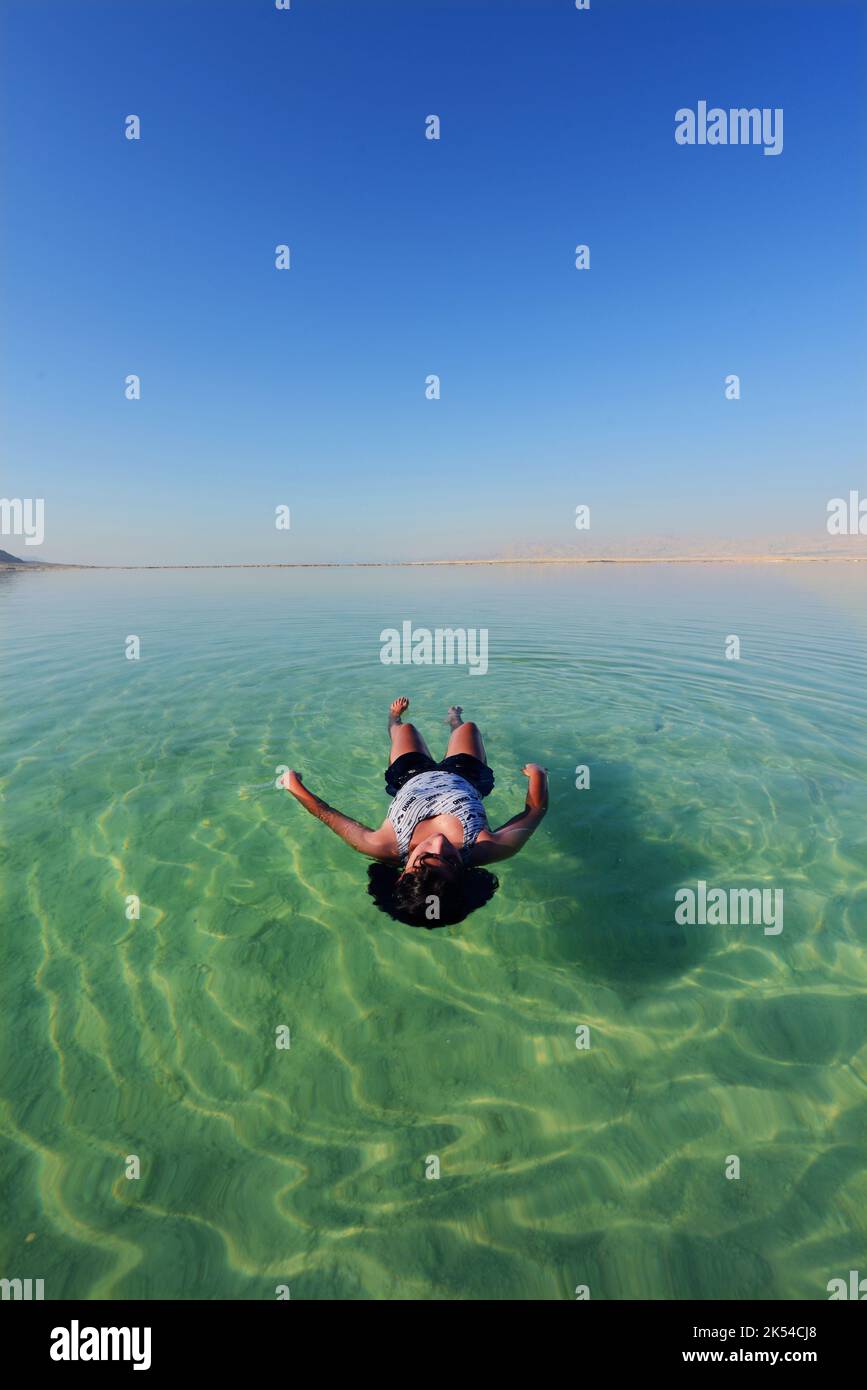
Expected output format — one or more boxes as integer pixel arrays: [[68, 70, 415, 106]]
[[387, 770, 488, 863]]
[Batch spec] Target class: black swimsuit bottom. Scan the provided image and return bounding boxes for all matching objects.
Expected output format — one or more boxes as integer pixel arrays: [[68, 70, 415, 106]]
[[385, 751, 495, 799]]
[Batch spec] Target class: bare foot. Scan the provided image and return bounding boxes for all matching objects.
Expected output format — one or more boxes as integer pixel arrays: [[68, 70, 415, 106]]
[[389, 696, 410, 730], [445, 705, 463, 728]]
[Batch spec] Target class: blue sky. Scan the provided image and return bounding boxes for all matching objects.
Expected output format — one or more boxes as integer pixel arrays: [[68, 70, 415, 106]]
[[2, 0, 865, 564]]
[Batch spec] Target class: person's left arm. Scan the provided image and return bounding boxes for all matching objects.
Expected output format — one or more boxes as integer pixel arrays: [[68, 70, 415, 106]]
[[282, 770, 395, 858]]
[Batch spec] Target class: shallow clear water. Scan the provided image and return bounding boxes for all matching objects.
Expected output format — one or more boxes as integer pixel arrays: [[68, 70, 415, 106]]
[[2, 563, 866, 1300]]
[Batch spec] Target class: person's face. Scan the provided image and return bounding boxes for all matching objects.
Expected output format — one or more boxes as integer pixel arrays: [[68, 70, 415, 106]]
[[402, 833, 462, 881]]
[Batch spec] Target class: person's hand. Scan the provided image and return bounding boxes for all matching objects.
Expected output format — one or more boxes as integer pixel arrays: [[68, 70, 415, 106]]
[[521, 763, 548, 777], [282, 769, 305, 796]]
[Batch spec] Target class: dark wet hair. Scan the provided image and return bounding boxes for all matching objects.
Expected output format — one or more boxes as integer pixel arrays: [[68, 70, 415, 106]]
[[367, 861, 499, 928]]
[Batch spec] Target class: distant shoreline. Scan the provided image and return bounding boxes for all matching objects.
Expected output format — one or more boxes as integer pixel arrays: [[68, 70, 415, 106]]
[[3, 554, 866, 572]]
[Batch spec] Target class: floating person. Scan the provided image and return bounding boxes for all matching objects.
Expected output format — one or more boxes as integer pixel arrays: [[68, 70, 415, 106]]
[[282, 698, 548, 927]]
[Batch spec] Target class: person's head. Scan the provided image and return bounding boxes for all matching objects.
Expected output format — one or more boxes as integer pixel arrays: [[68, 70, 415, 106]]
[[367, 842, 499, 928], [403, 832, 463, 881]]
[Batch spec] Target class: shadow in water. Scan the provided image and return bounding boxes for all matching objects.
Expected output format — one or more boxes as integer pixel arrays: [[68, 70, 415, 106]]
[[538, 758, 713, 989]]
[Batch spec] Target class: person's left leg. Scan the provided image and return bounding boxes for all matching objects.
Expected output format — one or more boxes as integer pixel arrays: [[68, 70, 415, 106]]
[[443, 706, 487, 763], [388, 697, 433, 761]]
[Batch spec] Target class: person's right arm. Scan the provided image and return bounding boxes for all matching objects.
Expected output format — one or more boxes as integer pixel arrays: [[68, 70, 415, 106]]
[[466, 764, 549, 865]]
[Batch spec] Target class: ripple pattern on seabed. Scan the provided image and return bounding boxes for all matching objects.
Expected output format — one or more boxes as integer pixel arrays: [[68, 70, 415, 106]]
[[1, 564, 866, 1300]]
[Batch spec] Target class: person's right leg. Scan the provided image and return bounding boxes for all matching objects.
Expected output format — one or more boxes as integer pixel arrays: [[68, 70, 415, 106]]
[[388, 697, 433, 762], [443, 706, 487, 763]]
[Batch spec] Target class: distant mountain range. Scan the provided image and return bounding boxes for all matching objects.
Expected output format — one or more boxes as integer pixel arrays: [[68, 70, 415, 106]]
[[1, 538, 864, 569]]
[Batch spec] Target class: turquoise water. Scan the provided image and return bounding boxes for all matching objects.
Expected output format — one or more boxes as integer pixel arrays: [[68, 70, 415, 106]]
[[2, 562, 866, 1300]]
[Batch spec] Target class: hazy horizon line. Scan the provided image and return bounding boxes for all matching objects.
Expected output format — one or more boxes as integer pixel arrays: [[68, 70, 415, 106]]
[[3, 554, 866, 573]]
